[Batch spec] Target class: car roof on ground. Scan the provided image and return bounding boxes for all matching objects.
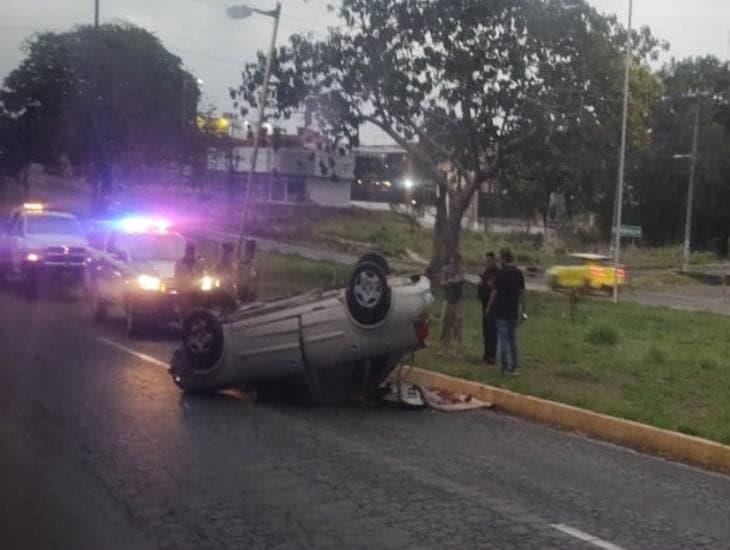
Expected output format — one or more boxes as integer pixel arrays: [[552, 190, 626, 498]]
[[569, 253, 611, 261]]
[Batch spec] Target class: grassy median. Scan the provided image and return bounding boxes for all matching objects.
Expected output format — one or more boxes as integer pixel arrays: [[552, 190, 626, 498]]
[[184, 237, 730, 445], [415, 290, 730, 445]]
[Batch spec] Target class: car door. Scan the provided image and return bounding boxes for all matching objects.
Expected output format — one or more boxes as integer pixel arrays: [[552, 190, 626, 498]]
[[103, 232, 131, 306]]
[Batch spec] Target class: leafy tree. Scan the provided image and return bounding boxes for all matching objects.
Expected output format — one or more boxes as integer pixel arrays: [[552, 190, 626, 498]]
[[633, 56, 730, 253], [0, 24, 201, 197], [234, 0, 663, 269], [502, 61, 663, 235]]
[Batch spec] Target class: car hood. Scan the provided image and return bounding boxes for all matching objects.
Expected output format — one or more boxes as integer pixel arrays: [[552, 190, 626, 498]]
[[25, 234, 88, 249], [130, 259, 177, 279]]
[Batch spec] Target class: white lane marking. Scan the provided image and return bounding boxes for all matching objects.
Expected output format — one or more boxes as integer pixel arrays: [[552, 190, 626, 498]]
[[551, 524, 626, 550], [97, 337, 168, 370]]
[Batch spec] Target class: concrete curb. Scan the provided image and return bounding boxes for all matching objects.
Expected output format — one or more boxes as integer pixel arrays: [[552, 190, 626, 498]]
[[399, 366, 730, 475]]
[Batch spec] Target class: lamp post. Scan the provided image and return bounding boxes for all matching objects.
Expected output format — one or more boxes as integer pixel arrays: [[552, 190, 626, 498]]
[[227, 2, 282, 258], [611, 0, 633, 304], [674, 96, 702, 271]]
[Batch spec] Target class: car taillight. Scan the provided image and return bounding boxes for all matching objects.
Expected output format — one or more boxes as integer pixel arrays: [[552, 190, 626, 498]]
[[414, 319, 429, 346], [590, 266, 604, 277]]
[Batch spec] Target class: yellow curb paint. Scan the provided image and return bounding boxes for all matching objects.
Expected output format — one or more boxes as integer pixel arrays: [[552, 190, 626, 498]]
[[400, 366, 730, 475]]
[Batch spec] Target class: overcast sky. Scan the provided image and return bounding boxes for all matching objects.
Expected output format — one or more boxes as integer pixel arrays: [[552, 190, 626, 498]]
[[2, 0, 730, 143]]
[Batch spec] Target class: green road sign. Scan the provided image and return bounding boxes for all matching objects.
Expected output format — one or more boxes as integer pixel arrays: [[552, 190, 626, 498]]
[[611, 225, 642, 239]]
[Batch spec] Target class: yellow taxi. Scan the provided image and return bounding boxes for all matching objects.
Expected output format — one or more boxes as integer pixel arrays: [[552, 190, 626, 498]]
[[546, 253, 627, 293]]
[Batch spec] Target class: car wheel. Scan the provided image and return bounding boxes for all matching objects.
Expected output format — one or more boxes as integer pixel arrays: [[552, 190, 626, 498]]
[[346, 261, 391, 326], [357, 252, 390, 275], [181, 309, 224, 370], [90, 286, 107, 322]]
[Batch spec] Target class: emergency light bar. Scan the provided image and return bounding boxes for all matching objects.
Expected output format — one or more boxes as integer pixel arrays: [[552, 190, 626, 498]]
[[118, 216, 171, 234]]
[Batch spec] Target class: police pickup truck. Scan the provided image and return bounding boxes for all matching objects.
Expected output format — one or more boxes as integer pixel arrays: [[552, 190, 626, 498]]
[[87, 216, 188, 336], [87, 216, 219, 337], [0, 203, 89, 297]]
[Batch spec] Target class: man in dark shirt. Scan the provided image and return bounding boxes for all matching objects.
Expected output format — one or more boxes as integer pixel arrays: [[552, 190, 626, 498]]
[[477, 251, 499, 364], [486, 248, 526, 375], [439, 253, 464, 356]]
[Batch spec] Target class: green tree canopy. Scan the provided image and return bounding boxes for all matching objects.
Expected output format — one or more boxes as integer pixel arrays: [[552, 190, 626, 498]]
[[633, 56, 730, 252], [0, 23, 201, 193], [234, 0, 664, 268]]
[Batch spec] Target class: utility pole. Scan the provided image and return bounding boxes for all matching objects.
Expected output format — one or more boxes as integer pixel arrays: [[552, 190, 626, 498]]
[[227, 2, 282, 258], [612, 0, 633, 304], [683, 98, 701, 271], [94, 0, 100, 27]]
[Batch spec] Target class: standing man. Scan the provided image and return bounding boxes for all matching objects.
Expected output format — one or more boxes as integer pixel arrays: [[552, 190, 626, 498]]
[[236, 239, 260, 303], [439, 252, 464, 357], [478, 251, 499, 365], [486, 248, 526, 375]]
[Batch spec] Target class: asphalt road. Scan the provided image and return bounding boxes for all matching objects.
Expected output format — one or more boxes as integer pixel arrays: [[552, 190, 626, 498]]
[[1, 290, 729, 549]]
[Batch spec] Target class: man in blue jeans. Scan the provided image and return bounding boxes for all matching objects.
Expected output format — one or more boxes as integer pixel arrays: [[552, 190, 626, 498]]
[[485, 248, 526, 375]]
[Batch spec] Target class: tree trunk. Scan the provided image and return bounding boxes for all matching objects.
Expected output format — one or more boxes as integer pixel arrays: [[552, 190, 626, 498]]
[[428, 185, 448, 276], [428, 192, 467, 276]]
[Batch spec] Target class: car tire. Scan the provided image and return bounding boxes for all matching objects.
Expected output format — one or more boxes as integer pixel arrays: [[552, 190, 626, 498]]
[[181, 309, 224, 370], [346, 261, 391, 326], [357, 252, 390, 275], [90, 285, 107, 322]]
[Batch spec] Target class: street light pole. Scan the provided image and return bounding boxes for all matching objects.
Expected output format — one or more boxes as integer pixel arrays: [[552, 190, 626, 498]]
[[228, 2, 282, 258], [683, 98, 701, 271], [94, 0, 100, 27], [612, 0, 633, 304]]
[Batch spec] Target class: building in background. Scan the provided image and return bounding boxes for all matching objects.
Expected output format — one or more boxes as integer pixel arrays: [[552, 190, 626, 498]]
[[205, 127, 354, 207]]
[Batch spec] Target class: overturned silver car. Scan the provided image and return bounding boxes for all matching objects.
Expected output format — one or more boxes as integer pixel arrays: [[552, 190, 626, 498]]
[[169, 254, 433, 402]]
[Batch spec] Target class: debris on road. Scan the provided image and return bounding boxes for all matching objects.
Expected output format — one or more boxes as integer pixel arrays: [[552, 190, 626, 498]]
[[382, 370, 493, 411]]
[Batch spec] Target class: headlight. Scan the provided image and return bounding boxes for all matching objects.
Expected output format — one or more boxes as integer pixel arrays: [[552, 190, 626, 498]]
[[199, 275, 219, 292], [137, 274, 162, 291], [26, 252, 41, 262]]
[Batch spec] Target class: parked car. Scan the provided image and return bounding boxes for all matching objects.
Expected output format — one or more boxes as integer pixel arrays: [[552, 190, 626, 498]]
[[0, 203, 89, 298], [169, 254, 433, 402], [546, 253, 627, 292]]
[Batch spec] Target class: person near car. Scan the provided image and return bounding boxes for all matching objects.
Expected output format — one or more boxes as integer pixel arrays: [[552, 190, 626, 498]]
[[236, 239, 259, 303], [478, 251, 499, 365], [439, 252, 464, 356], [175, 242, 202, 315], [486, 248, 526, 375]]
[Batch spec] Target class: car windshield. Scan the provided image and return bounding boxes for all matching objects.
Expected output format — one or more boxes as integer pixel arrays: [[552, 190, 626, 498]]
[[127, 233, 185, 261], [26, 214, 83, 236]]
